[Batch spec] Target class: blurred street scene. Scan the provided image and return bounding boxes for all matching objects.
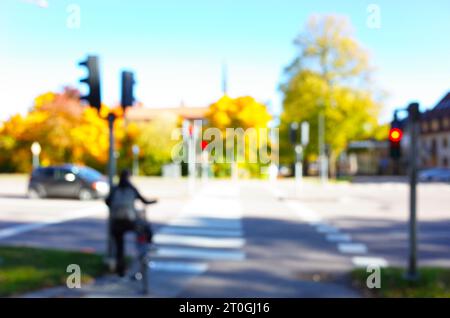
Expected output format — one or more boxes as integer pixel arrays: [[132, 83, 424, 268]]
[[1, 0, 449, 298]]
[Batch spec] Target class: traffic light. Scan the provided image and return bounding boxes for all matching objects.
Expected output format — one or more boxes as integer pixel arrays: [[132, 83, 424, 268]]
[[79, 56, 101, 110], [389, 115, 403, 160], [121, 71, 135, 109]]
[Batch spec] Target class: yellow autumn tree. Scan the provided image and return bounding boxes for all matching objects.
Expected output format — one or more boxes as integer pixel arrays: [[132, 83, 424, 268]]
[[207, 95, 271, 130], [206, 95, 272, 177], [0, 88, 136, 173]]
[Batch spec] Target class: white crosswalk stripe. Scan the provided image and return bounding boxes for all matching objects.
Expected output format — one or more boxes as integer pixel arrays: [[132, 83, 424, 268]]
[[266, 184, 389, 269], [147, 182, 246, 296], [153, 234, 245, 249]]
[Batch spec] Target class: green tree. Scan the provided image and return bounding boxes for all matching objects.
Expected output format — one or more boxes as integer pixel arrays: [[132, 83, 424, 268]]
[[136, 113, 179, 176], [280, 15, 386, 177]]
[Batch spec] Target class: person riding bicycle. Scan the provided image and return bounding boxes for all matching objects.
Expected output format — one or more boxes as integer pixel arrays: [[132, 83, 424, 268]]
[[105, 169, 157, 277]]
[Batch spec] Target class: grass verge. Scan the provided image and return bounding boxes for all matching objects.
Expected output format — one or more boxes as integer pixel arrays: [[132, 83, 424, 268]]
[[0, 246, 107, 297], [351, 267, 450, 297]]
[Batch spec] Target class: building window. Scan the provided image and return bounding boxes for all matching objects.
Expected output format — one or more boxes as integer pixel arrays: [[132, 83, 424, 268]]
[[432, 120, 440, 131], [443, 118, 450, 129], [443, 157, 449, 168], [443, 137, 449, 148], [431, 138, 437, 152], [422, 122, 429, 132]]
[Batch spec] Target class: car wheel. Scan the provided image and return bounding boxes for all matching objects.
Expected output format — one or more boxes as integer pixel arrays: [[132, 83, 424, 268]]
[[28, 186, 45, 199], [78, 188, 93, 201]]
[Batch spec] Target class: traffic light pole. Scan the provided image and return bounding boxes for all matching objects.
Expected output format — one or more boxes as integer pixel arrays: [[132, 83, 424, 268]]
[[406, 103, 420, 280], [106, 112, 116, 267]]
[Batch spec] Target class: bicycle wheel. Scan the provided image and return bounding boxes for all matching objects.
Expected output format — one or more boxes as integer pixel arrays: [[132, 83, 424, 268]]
[[140, 253, 149, 295]]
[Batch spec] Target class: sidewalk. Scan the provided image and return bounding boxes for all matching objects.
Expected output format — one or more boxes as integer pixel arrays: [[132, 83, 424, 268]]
[[21, 275, 151, 298], [21, 273, 360, 298]]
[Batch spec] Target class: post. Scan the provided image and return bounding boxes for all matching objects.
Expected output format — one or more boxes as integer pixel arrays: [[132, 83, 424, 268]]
[[187, 121, 197, 194], [107, 113, 117, 187], [294, 145, 303, 196], [31, 142, 41, 169], [201, 149, 209, 182], [132, 145, 140, 176], [406, 103, 420, 280], [295, 146, 303, 180], [106, 112, 116, 264], [318, 111, 328, 184]]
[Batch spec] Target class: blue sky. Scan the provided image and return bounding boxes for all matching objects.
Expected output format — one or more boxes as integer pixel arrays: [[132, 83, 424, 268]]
[[1, 0, 449, 122]]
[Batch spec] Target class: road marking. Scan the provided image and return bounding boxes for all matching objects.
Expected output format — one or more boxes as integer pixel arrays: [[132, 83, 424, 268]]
[[316, 224, 340, 234], [145, 181, 246, 298], [170, 218, 242, 230], [284, 200, 323, 223], [154, 245, 246, 261], [149, 261, 209, 274], [326, 233, 352, 242], [338, 243, 368, 254], [352, 257, 388, 268], [158, 227, 243, 237], [267, 184, 393, 271], [0, 206, 106, 240], [153, 234, 245, 249]]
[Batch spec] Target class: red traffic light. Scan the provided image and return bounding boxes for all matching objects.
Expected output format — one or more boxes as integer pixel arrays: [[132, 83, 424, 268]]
[[389, 128, 403, 143], [201, 140, 208, 151]]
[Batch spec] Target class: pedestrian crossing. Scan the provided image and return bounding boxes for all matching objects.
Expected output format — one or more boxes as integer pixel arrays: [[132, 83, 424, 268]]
[[147, 183, 246, 296], [266, 183, 389, 270]]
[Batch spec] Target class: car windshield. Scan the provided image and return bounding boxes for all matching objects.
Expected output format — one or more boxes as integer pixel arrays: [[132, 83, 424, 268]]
[[76, 167, 103, 180]]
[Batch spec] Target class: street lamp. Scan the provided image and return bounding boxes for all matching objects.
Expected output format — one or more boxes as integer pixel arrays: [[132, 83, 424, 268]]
[[31, 142, 41, 169]]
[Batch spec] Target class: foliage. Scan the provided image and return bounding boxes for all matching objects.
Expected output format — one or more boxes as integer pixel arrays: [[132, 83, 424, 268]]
[[352, 267, 450, 298], [0, 88, 175, 175], [280, 15, 387, 175], [206, 95, 272, 177], [207, 95, 272, 131], [135, 112, 179, 176]]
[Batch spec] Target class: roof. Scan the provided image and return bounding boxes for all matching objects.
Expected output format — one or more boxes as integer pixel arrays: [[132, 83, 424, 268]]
[[435, 92, 450, 110], [125, 106, 209, 121], [421, 91, 450, 121]]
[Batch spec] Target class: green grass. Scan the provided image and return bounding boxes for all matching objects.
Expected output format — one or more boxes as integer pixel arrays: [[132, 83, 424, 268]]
[[352, 267, 450, 298], [0, 246, 107, 297]]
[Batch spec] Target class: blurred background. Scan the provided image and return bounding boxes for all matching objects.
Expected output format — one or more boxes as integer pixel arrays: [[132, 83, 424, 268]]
[[0, 0, 449, 298]]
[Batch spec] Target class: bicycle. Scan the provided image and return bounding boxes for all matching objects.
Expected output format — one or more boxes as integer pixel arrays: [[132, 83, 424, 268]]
[[131, 204, 154, 295]]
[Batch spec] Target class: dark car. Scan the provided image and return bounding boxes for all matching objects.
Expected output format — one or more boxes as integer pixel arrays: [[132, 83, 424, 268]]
[[28, 164, 109, 200]]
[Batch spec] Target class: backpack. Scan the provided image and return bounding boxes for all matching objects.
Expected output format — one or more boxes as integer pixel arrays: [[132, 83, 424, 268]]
[[110, 187, 137, 221]]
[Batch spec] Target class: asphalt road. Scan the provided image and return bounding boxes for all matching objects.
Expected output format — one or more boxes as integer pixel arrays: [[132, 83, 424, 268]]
[[1, 175, 449, 297]]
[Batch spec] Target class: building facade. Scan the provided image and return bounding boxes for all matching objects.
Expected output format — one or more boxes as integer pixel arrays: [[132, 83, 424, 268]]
[[420, 92, 450, 168], [125, 105, 209, 123]]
